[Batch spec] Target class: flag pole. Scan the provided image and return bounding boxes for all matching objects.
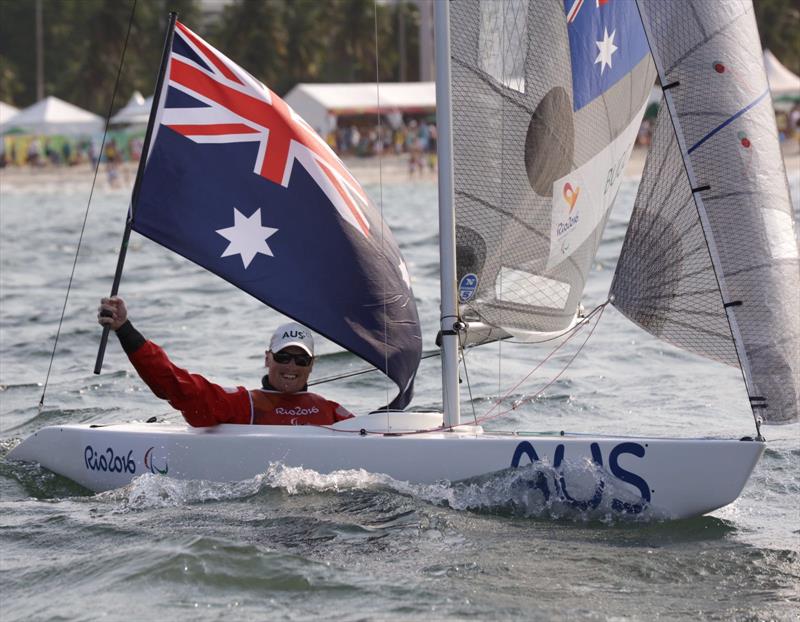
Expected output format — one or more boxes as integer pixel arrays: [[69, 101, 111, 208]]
[[94, 12, 178, 374]]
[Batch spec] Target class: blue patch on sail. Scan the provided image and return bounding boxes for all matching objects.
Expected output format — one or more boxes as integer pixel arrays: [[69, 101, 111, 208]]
[[564, 0, 649, 111]]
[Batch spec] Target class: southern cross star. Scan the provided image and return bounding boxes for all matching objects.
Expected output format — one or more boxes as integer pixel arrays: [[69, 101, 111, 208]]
[[215, 207, 278, 269], [594, 27, 618, 75]]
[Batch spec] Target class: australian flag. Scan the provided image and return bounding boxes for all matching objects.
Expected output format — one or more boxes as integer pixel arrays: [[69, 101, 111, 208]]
[[565, 0, 650, 111], [133, 21, 421, 409]]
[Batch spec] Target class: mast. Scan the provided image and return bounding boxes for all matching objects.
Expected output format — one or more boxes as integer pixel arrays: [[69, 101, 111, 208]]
[[434, 0, 461, 427], [94, 12, 178, 374]]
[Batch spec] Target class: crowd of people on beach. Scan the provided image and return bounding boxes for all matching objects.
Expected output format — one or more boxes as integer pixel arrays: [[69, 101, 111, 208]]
[[0, 118, 439, 178], [0, 134, 142, 169], [0, 134, 141, 187], [2, 104, 799, 177], [326, 118, 438, 175]]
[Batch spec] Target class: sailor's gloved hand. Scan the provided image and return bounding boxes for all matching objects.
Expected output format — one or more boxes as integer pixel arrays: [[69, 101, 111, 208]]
[[97, 296, 128, 331]]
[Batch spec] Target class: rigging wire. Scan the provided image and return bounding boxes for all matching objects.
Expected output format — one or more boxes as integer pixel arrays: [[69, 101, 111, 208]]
[[309, 349, 441, 387], [38, 0, 138, 409], [310, 300, 603, 387], [459, 339, 479, 425], [312, 300, 609, 436], [473, 302, 607, 426]]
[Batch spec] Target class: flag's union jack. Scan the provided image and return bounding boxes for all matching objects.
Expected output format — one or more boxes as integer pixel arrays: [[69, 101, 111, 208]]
[[161, 21, 370, 236]]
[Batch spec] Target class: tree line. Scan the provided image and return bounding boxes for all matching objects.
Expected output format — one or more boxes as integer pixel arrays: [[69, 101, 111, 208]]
[[0, 0, 797, 117], [0, 0, 421, 114]]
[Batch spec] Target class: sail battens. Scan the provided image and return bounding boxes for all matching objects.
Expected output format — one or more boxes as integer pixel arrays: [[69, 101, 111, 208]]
[[613, 0, 800, 423]]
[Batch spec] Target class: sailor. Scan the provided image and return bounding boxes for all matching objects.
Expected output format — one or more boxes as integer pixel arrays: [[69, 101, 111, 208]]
[[97, 296, 355, 426]]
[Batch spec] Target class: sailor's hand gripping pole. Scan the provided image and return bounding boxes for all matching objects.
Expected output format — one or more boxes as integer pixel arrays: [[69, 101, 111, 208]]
[[93, 12, 178, 374]]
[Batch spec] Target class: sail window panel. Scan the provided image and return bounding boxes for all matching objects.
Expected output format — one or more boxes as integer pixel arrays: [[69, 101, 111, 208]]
[[495, 267, 570, 310], [478, 0, 528, 93]]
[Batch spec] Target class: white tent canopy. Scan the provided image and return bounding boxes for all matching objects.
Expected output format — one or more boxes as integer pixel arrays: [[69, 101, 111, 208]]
[[283, 82, 436, 135], [764, 49, 800, 100], [110, 91, 154, 125], [0, 101, 20, 126], [0, 96, 104, 136]]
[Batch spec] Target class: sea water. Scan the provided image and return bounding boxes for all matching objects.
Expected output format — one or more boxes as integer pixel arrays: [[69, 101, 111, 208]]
[[0, 165, 798, 620]]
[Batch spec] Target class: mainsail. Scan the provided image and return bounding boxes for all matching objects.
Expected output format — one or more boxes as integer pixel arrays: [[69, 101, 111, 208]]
[[611, 0, 800, 423], [449, 0, 655, 335], [131, 22, 422, 409]]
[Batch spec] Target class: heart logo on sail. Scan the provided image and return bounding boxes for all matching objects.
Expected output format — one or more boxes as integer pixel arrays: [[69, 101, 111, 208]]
[[563, 182, 580, 212]]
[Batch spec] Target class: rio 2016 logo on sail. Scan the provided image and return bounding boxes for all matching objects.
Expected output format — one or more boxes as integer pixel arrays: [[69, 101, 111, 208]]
[[556, 182, 581, 237], [84, 445, 136, 474], [510, 440, 651, 514]]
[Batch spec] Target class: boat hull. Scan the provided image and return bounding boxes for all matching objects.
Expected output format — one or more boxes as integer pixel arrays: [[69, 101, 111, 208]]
[[7, 415, 764, 519]]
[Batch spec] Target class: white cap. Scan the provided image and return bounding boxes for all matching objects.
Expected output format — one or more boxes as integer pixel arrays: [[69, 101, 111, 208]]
[[269, 322, 314, 356]]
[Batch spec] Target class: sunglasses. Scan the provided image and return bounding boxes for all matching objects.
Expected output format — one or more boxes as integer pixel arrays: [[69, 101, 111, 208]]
[[271, 351, 313, 367]]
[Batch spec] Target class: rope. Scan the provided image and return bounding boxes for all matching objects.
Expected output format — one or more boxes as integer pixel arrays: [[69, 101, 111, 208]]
[[309, 302, 600, 388], [309, 350, 440, 387], [310, 300, 609, 436], [473, 302, 607, 426], [38, 0, 138, 409], [460, 341, 479, 425]]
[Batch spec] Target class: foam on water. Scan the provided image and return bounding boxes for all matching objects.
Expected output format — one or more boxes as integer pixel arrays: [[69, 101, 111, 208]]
[[93, 458, 662, 525]]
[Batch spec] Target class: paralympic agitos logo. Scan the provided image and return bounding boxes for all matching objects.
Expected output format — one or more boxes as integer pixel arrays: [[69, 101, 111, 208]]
[[144, 447, 169, 475]]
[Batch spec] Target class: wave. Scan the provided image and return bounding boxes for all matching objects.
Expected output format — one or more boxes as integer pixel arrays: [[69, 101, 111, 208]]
[[0, 439, 94, 498], [92, 459, 665, 524]]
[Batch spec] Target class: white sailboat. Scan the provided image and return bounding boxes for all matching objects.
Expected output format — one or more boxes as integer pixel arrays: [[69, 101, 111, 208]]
[[9, 0, 797, 519]]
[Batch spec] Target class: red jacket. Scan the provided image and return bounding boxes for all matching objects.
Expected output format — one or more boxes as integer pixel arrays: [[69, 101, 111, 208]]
[[128, 340, 354, 427]]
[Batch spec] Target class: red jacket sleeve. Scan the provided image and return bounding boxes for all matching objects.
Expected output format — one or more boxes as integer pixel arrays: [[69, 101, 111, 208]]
[[128, 341, 252, 427], [331, 402, 355, 422]]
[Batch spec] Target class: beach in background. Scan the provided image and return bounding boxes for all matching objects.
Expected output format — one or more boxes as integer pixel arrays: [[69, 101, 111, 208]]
[[2, 140, 798, 193]]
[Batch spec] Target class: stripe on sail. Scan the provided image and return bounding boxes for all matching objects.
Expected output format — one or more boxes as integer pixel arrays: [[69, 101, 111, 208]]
[[687, 88, 770, 154]]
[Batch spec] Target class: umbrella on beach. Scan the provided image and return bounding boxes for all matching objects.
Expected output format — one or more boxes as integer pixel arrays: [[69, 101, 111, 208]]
[[0, 96, 103, 136], [0, 101, 20, 127], [764, 49, 800, 105], [110, 91, 153, 126]]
